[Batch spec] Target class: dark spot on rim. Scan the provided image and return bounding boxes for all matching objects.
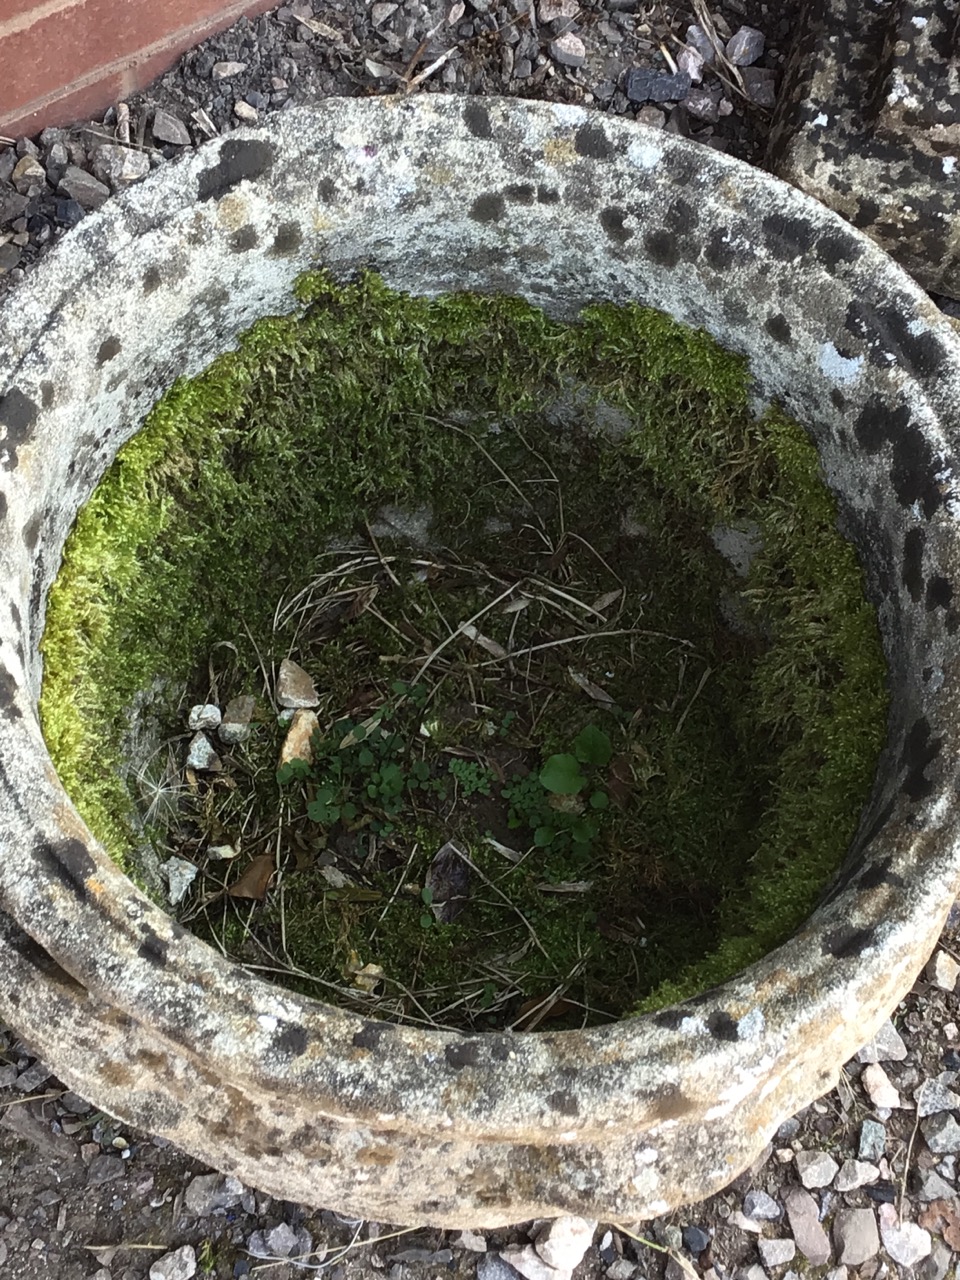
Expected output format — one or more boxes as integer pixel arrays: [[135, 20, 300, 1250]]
[[470, 193, 506, 223], [823, 925, 876, 958], [762, 213, 817, 261], [816, 231, 863, 268], [926, 576, 953, 610], [891, 428, 942, 518], [857, 859, 906, 891], [0, 668, 20, 720], [653, 1008, 686, 1029], [853, 396, 911, 455], [900, 715, 942, 800], [274, 1021, 308, 1058], [463, 102, 493, 139], [902, 528, 926, 602], [845, 299, 948, 380], [504, 183, 535, 204], [96, 336, 122, 366], [703, 227, 736, 271], [445, 1040, 483, 1070], [644, 229, 679, 268], [765, 313, 791, 344], [31, 834, 97, 905], [40, 382, 55, 408], [668, 198, 696, 236], [230, 225, 258, 253], [0, 388, 39, 470], [269, 221, 303, 257], [600, 207, 632, 244], [546, 1089, 579, 1116], [197, 139, 275, 202], [707, 1011, 739, 1041], [537, 187, 560, 204], [22, 513, 41, 552], [352, 1022, 390, 1051], [137, 928, 169, 967], [575, 123, 612, 159], [489, 1037, 512, 1061], [142, 265, 162, 293]]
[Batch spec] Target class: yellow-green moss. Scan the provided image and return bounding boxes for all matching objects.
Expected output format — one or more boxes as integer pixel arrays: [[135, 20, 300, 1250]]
[[40, 270, 888, 1017]]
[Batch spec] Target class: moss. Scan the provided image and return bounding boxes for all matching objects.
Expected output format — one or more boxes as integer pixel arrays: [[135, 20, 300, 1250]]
[[40, 269, 888, 1023]]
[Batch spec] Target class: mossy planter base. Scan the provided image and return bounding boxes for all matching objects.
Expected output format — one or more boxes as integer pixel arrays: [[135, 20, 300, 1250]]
[[1, 97, 960, 1226]]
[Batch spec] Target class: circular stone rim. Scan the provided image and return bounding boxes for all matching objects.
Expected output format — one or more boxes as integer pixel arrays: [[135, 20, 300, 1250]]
[[0, 95, 959, 1226]]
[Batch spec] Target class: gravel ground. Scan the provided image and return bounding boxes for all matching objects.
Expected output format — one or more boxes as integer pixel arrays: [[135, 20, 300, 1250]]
[[4, 2, 960, 1278]]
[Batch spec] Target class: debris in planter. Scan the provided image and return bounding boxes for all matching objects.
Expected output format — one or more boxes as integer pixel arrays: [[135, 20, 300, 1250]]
[[188, 703, 221, 731], [162, 856, 198, 905], [185, 733, 222, 772], [276, 658, 319, 708], [279, 708, 319, 768], [42, 272, 887, 1033], [219, 694, 256, 744], [424, 841, 471, 924]]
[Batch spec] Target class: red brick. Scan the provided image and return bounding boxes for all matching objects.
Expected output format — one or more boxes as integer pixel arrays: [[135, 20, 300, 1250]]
[[1, 68, 126, 138], [0, 0, 82, 31], [0, 0, 277, 137]]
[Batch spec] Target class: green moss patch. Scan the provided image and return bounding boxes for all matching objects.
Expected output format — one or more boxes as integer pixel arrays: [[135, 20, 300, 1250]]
[[40, 270, 888, 1028]]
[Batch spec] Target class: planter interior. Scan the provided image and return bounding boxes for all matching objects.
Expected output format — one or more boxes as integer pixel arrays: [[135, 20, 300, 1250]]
[[0, 96, 959, 1226]]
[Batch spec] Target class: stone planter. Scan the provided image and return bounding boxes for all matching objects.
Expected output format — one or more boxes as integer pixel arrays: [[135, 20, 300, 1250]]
[[1, 97, 959, 1228]]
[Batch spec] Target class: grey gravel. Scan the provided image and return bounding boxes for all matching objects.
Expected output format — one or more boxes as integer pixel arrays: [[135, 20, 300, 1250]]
[[914, 1167, 956, 1201], [834, 1159, 879, 1191], [878, 1204, 932, 1268], [859, 1118, 887, 1161], [915, 1071, 960, 1116], [151, 108, 192, 146], [783, 1187, 831, 1266], [921, 1111, 960, 1153], [725, 25, 765, 66], [477, 1254, 525, 1280], [624, 67, 692, 104], [857, 1019, 908, 1063], [549, 34, 586, 67], [85, 1154, 125, 1186], [57, 165, 110, 209], [833, 1208, 880, 1266], [795, 1150, 839, 1189], [149, 1246, 197, 1280], [918, 1237, 953, 1280], [183, 1171, 244, 1216], [90, 143, 151, 189], [743, 1190, 782, 1221], [758, 1238, 796, 1268], [682, 1224, 712, 1252]]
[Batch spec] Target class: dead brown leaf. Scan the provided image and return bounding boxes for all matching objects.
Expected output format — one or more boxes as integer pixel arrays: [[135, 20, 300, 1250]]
[[514, 994, 577, 1031], [345, 584, 379, 622], [227, 854, 276, 900], [919, 1200, 960, 1251], [607, 753, 635, 808]]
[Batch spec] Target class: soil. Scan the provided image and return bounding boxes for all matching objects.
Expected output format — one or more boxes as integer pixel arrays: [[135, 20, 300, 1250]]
[[2, 2, 958, 1279]]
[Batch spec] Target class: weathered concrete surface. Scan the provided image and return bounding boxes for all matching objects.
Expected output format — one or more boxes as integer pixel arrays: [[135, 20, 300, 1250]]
[[769, 0, 960, 298], [1, 97, 960, 1227]]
